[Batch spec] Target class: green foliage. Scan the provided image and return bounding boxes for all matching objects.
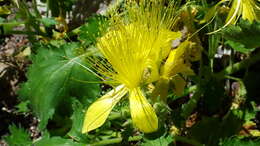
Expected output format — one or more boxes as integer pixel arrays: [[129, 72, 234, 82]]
[[220, 137, 260, 146], [225, 40, 255, 53], [244, 71, 260, 102], [0, 5, 11, 15], [67, 99, 89, 143], [141, 135, 173, 146], [46, 0, 76, 17], [34, 136, 84, 146], [221, 20, 260, 48], [0, 17, 4, 23], [19, 42, 100, 129], [201, 77, 228, 115], [15, 100, 30, 113], [208, 17, 222, 58], [39, 18, 58, 27], [189, 110, 244, 146], [4, 125, 32, 146], [78, 15, 108, 46]]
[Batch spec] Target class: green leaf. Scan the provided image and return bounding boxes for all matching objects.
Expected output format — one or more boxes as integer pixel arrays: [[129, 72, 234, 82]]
[[189, 110, 244, 145], [34, 136, 84, 146], [0, 21, 24, 34], [19, 42, 100, 129], [225, 40, 255, 53], [39, 18, 58, 27], [220, 137, 260, 146], [141, 135, 173, 146], [0, 17, 4, 23], [201, 78, 227, 115], [221, 20, 260, 48], [244, 71, 260, 101], [78, 15, 108, 46], [15, 100, 30, 113], [4, 124, 32, 146], [67, 99, 89, 143]]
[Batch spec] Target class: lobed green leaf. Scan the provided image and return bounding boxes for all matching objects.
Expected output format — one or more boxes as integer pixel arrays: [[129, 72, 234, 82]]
[[19, 42, 100, 130]]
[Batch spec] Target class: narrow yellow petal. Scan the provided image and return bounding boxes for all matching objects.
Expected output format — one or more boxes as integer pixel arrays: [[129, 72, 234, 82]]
[[158, 31, 182, 59], [241, 0, 259, 22], [225, 0, 242, 26], [129, 88, 158, 133], [162, 41, 191, 77], [82, 85, 127, 133]]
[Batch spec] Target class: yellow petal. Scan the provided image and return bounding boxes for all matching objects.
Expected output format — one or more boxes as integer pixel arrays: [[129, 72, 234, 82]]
[[162, 41, 192, 77], [145, 59, 160, 83], [169, 62, 194, 77], [129, 88, 158, 133], [0, 6, 11, 15], [151, 78, 170, 102], [172, 75, 186, 97], [225, 0, 242, 26], [82, 85, 127, 133], [242, 0, 259, 22], [159, 31, 182, 59]]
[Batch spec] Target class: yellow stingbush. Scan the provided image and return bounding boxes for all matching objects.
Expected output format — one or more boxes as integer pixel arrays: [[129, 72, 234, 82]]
[[224, 0, 260, 26], [82, 0, 182, 133], [206, 0, 260, 33], [152, 41, 195, 101]]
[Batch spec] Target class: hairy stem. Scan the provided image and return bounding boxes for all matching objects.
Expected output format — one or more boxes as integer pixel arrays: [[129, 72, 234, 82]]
[[215, 51, 260, 79]]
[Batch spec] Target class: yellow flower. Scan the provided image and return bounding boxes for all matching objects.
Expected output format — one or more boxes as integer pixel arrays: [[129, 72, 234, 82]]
[[206, 0, 260, 33], [225, 0, 260, 27], [82, 0, 181, 133], [152, 41, 195, 101]]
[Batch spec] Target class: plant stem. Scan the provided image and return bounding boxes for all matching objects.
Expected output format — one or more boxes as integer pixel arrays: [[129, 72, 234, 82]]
[[181, 89, 201, 118], [215, 51, 260, 79], [91, 138, 122, 146], [108, 112, 122, 120], [128, 136, 143, 141], [91, 136, 142, 146]]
